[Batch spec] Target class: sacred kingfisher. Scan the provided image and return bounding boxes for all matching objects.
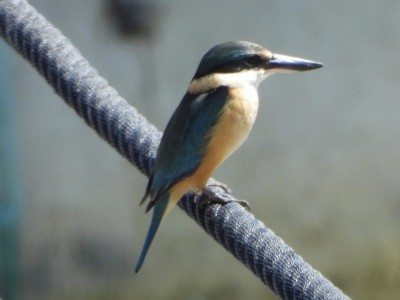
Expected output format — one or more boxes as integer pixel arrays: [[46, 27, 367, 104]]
[[135, 41, 322, 272]]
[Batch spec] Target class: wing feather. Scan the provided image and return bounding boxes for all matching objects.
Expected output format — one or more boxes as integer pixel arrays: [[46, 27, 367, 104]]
[[144, 86, 229, 211]]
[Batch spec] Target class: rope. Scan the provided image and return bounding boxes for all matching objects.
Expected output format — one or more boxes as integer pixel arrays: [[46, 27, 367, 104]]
[[0, 1, 350, 299]]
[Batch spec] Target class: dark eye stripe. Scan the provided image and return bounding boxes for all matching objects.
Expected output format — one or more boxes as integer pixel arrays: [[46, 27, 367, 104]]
[[243, 56, 265, 67], [211, 55, 266, 74]]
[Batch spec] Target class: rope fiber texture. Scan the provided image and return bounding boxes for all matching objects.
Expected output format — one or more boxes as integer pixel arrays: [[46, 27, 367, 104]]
[[0, 1, 350, 299]]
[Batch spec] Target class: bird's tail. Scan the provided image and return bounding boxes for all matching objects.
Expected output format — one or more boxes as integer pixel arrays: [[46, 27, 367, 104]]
[[134, 192, 169, 273]]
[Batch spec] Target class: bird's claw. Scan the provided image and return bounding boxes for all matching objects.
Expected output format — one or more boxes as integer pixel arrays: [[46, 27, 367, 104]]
[[198, 184, 250, 211], [206, 182, 232, 194]]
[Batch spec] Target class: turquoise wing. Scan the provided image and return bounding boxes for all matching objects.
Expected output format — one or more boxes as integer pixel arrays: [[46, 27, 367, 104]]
[[144, 86, 229, 211]]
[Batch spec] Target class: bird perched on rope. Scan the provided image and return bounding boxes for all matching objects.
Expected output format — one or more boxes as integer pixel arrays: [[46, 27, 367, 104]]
[[135, 41, 322, 272]]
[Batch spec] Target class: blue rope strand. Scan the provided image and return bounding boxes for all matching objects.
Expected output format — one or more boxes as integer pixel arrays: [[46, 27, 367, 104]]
[[0, 1, 350, 299]]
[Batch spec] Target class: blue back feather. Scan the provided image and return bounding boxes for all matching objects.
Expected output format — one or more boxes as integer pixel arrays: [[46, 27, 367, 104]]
[[146, 86, 229, 210]]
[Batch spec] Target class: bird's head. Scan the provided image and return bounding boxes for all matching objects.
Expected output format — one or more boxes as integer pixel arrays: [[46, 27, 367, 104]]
[[188, 41, 322, 94]]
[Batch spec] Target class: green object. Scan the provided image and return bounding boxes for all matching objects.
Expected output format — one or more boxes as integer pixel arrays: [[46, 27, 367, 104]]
[[0, 42, 22, 300]]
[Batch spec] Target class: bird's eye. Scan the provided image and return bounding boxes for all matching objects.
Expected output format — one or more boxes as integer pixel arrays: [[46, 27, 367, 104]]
[[243, 56, 265, 68], [207, 55, 266, 76]]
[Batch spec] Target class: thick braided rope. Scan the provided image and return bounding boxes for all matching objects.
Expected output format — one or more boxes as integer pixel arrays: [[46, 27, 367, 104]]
[[0, 1, 350, 299]]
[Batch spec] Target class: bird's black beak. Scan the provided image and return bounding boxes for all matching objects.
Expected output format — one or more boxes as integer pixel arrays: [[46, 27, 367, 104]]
[[268, 53, 323, 72]]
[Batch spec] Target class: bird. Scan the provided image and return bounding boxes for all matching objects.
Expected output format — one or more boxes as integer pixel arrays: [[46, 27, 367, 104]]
[[135, 41, 322, 272]]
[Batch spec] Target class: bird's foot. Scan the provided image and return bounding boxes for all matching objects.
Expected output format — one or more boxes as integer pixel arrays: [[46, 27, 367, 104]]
[[207, 182, 232, 194], [199, 183, 250, 211]]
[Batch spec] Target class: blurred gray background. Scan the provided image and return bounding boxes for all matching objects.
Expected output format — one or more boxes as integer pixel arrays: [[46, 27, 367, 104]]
[[1, 0, 400, 299]]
